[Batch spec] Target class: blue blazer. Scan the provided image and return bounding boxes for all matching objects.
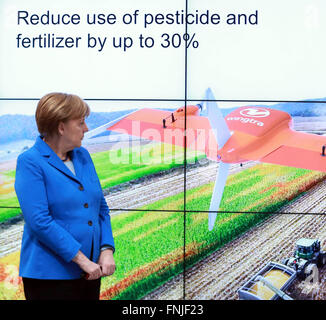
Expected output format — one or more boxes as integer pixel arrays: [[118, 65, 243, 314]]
[[14, 136, 115, 279]]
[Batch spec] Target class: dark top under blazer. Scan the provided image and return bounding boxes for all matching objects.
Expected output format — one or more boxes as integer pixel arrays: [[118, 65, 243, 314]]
[[14, 136, 115, 279]]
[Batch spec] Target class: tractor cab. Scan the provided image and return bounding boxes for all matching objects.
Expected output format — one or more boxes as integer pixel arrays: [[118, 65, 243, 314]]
[[295, 238, 320, 260], [282, 238, 325, 280]]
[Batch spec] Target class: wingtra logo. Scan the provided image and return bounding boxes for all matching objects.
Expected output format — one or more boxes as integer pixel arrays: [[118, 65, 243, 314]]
[[239, 108, 270, 118]]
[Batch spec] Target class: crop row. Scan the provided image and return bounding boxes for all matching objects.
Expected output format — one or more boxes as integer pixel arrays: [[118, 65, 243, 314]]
[[0, 163, 325, 300]]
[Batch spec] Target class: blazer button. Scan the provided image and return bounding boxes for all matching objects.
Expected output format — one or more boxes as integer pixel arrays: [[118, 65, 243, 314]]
[[84, 203, 89, 208], [79, 185, 84, 191], [88, 220, 93, 226]]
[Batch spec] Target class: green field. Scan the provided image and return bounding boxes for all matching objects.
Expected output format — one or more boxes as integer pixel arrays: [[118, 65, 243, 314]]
[[1, 144, 326, 300], [100, 164, 326, 299], [0, 169, 20, 222], [0, 142, 204, 223]]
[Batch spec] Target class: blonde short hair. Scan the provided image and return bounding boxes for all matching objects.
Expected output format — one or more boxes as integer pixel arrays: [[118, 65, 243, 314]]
[[35, 92, 90, 137]]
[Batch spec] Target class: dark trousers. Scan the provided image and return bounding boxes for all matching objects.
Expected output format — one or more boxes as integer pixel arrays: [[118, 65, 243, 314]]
[[22, 277, 101, 300]]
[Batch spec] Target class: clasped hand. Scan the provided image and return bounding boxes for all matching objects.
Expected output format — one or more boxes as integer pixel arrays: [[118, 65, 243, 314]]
[[73, 250, 116, 280]]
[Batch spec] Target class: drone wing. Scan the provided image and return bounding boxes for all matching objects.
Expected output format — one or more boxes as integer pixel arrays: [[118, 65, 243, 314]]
[[85, 106, 219, 160], [107, 108, 185, 147], [260, 129, 326, 172]]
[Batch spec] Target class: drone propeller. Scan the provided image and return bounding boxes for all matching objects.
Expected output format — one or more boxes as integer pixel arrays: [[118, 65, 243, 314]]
[[204, 88, 232, 231], [208, 161, 230, 231]]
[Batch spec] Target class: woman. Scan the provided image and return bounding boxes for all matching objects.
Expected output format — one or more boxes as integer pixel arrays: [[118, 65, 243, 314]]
[[14, 92, 115, 300]]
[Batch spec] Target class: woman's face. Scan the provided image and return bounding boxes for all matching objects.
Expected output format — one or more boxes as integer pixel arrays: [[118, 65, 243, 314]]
[[60, 117, 89, 149]]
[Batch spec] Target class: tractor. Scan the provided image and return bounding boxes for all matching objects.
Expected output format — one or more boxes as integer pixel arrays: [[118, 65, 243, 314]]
[[282, 238, 326, 280]]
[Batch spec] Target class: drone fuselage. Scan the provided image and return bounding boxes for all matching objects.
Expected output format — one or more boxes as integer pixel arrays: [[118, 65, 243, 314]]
[[217, 106, 293, 164]]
